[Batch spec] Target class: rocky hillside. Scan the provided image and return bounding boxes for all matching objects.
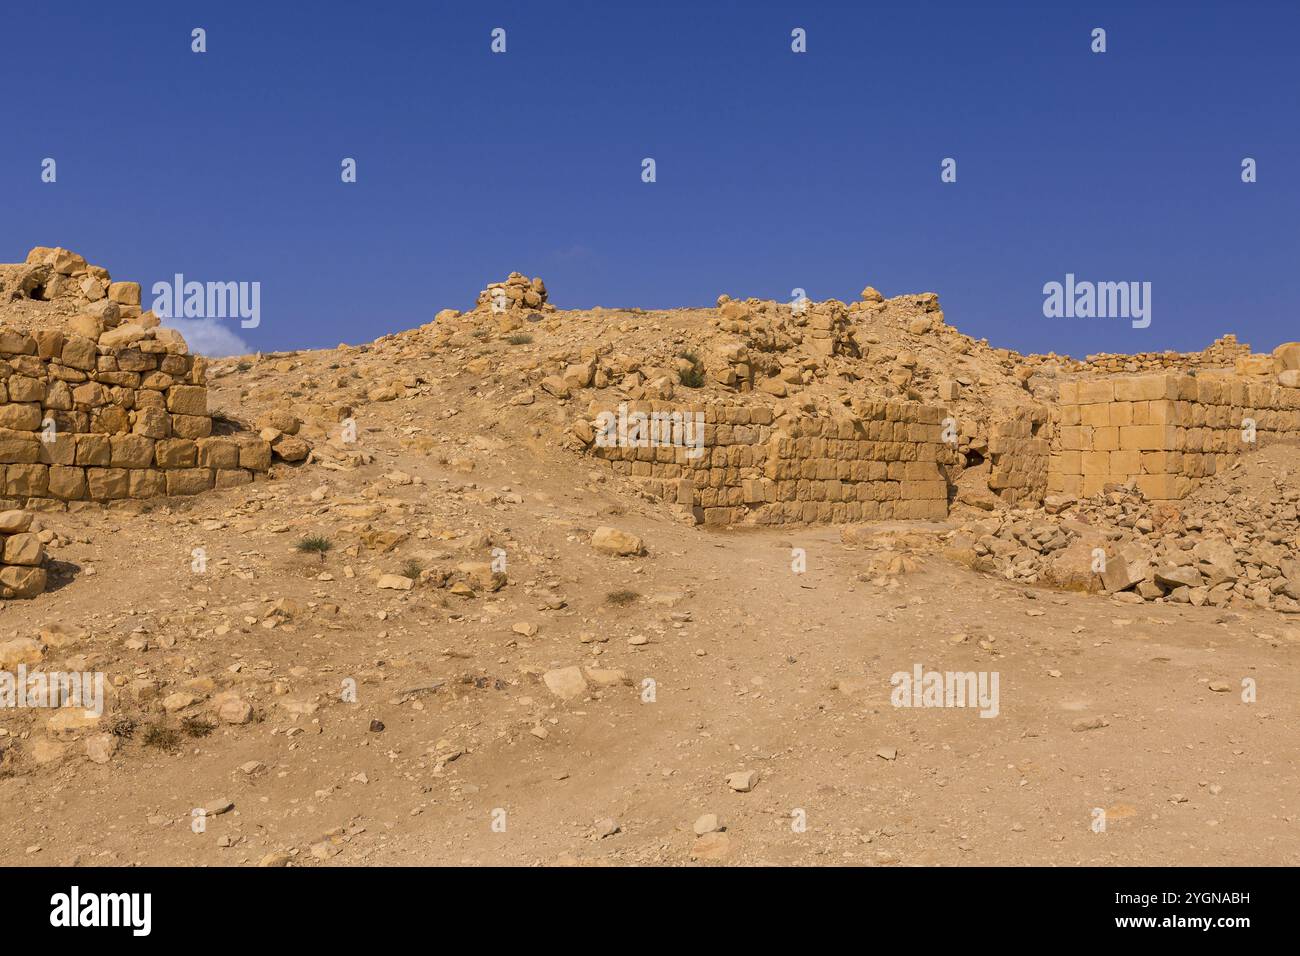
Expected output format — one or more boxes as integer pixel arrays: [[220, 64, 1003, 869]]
[[0, 250, 1296, 868]]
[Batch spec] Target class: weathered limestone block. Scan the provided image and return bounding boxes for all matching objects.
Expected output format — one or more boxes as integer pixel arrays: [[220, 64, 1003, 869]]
[[3, 532, 44, 566], [132, 405, 171, 438], [170, 413, 213, 438], [196, 437, 240, 469], [109, 434, 156, 469], [108, 281, 142, 306], [86, 467, 130, 499], [0, 565, 46, 598], [61, 336, 98, 371], [128, 468, 167, 498], [90, 405, 130, 434], [155, 438, 197, 469], [166, 384, 208, 417], [215, 468, 254, 489], [48, 465, 88, 500], [165, 468, 215, 495], [6, 463, 48, 496], [0, 403, 42, 431], [74, 433, 111, 466], [238, 439, 273, 471]]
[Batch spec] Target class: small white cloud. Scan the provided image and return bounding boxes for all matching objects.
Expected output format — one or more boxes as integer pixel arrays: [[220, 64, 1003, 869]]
[[163, 318, 251, 358]]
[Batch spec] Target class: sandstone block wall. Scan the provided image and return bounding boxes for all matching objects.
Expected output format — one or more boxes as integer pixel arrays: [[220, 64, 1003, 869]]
[[0, 323, 271, 506], [583, 400, 952, 526], [1051, 373, 1300, 499]]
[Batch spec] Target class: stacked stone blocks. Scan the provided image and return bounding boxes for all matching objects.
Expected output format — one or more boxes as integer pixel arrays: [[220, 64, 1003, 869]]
[[1051, 373, 1300, 500], [0, 324, 271, 505], [0, 509, 46, 598], [987, 409, 1049, 506], [586, 400, 951, 525]]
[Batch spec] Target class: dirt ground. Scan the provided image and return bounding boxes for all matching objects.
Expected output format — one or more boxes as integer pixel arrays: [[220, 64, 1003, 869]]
[[1, 405, 1295, 867]]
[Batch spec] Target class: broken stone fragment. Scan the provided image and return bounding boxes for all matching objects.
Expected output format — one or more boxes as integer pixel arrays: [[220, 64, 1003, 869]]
[[542, 666, 588, 701], [725, 770, 758, 792], [591, 526, 644, 556]]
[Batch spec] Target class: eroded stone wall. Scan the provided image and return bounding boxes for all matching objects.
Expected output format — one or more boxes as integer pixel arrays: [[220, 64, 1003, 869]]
[[1051, 372, 1300, 499], [580, 399, 953, 525], [987, 407, 1049, 507], [0, 323, 272, 506]]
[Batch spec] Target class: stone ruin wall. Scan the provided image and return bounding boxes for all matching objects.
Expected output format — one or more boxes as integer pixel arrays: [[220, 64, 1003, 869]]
[[1050, 371, 1300, 501], [0, 323, 272, 509], [986, 408, 1050, 508], [0, 245, 321, 602], [582, 399, 953, 526], [579, 358, 1300, 525], [1081, 335, 1252, 374]]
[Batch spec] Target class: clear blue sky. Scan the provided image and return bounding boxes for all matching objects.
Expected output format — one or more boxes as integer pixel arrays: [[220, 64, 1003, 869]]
[[4, 0, 1297, 358]]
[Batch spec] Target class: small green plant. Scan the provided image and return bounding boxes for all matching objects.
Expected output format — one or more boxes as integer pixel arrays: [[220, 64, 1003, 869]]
[[296, 534, 333, 559], [606, 589, 639, 607], [507, 333, 534, 345], [400, 558, 424, 580], [678, 351, 706, 388]]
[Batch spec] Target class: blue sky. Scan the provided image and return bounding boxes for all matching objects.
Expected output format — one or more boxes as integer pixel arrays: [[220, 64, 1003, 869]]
[[4, 0, 1296, 357]]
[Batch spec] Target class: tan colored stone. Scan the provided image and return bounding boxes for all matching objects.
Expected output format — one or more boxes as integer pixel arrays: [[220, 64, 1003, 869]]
[[6, 463, 48, 496], [86, 467, 129, 500], [0, 565, 46, 598], [99, 323, 148, 349], [0, 509, 33, 533], [591, 526, 645, 556], [238, 439, 273, 471], [109, 434, 155, 468], [166, 384, 208, 416], [3, 532, 44, 566], [214, 468, 253, 489], [542, 666, 588, 701], [165, 468, 214, 495], [128, 468, 168, 498], [74, 434, 111, 466], [169, 413, 213, 439], [47, 465, 88, 500], [0, 636, 43, 669], [155, 438, 197, 468], [131, 405, 171, 438], [48, 707, 103, 740], [60, 335, 98, 371], [107, 281, 142, 306]]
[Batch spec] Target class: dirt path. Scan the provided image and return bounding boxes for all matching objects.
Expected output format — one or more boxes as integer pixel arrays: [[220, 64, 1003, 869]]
[[4, 490, 1295, 867]]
